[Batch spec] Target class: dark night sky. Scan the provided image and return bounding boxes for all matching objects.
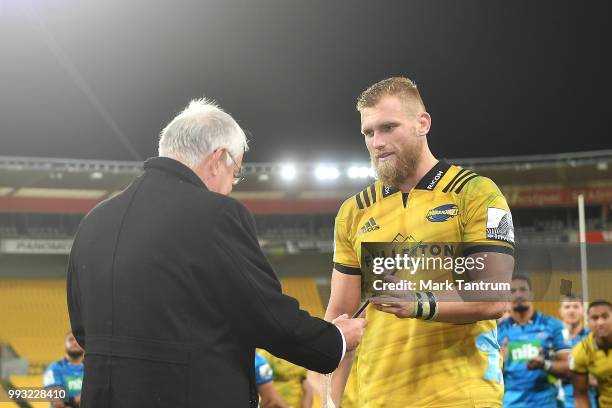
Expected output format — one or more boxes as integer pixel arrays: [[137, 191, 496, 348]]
[[1, 0, 610, 163]]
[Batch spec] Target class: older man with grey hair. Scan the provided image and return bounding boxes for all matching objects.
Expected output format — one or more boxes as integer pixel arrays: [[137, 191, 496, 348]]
[[67, 98, 366, 408]]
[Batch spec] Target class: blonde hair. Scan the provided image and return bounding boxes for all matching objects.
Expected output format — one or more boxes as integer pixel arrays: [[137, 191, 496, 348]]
[[356, 76, 426, 112]]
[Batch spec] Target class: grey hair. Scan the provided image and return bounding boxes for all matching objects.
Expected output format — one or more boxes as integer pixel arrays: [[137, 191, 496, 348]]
[[158, 97, 248, 167]]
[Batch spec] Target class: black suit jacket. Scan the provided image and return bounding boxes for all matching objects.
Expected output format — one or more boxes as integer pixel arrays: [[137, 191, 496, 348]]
[[67, 157, 342, 407]]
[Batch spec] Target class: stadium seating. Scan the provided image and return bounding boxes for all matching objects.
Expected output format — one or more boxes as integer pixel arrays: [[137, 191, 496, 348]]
[[0, 279, 70, 374], [279, 277, 324, 318], [0, 383, 20, 408]]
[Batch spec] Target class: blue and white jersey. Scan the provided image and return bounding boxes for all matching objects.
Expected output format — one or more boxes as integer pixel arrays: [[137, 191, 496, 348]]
[[254, 352, 273, 386], [560, 326, 598, 408], [498, 311, 569, 408], [43, 357, 83, 407]]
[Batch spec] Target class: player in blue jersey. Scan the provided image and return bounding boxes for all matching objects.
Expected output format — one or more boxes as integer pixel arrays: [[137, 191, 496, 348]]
[[255, 352, 291, 408], [556, 295, 598, 407], [498, 275, 570, 408], [42, 331, 84, 408]]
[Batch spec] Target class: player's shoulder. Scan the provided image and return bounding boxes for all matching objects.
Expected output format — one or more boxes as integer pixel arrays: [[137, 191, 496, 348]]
[[441, 166, 502, 199], [434, 162, 483, 195], [497, 316, 513, 331], [337, 181, 383, 219], [538, 312, 564, 330], [576, 331, 595, 350], [572, 332, 596, 359], [50, 358, 68, 369], [254, 352, 269, 367]]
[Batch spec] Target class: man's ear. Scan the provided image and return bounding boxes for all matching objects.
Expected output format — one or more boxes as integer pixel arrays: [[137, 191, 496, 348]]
[[208, 149, 226, 176], [418, 111, 432, 136]]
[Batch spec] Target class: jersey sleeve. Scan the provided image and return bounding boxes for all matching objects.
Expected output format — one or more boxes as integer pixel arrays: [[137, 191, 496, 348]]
[[569, 337, 590, 374], [497, 323, 507, 345], [333, 203, 361, 275], [460, 176, 515, 257], [550, 319, 571, 351], [42, 363, 63, 389], [254, 353, 274, 385]]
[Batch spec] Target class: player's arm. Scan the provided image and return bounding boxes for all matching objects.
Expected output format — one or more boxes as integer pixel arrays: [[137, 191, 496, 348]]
[[372, 250, 513, 324], [46, 387, 66, 408], [572, 372, 591, 408], [257, 382, 291, 408], [43, 366, 67, 408], [323, 268, 362, 407], [527, 350, 570, 378], [301, 373, 317, 408], [527, 320, 571, 377], [570, 339, 592, 408], [373, 177, 515, 323]]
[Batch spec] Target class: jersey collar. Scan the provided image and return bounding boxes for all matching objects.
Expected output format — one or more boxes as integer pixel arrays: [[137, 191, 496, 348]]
[[414, 159, 451, 191], [508, 310, 539, 326]]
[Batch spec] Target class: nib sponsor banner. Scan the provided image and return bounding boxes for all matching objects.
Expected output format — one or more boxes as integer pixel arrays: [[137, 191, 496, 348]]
[[1, 239, 73, 254]]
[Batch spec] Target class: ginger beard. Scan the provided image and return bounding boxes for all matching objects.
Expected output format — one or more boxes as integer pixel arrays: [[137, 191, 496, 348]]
[[370, 136, 423, 187]]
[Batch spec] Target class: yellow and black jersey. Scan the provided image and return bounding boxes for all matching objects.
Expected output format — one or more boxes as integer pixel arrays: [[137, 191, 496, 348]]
[[333, 160, 513, 408], [570, 332, 612, 407]]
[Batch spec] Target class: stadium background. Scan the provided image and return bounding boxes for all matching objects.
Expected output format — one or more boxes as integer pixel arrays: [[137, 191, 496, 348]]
[[2, 1, 611, 406], [1, 151, 611, 407]]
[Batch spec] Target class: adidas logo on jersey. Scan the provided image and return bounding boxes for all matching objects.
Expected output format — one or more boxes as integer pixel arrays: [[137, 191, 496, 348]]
[[359, 217, 380, 234]]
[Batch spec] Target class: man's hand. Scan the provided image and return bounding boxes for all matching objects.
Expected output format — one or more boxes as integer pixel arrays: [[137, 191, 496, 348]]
[[527, 355, 545, 370], [370, 275, 416, 318], [332, 314, 367, 351], [371, 296, 416, 318]]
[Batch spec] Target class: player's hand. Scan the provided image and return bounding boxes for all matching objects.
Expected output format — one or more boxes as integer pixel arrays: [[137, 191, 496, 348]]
[[333, 314, 367, 352], [370, 275, 416, 318], [527, 355, 545, 370], [370, 296, 416, 318]]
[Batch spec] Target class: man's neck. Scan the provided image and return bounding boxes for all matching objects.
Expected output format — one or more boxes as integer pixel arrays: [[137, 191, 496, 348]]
[[511, 306, 535, 325], [566, 321, 584, 338], [396, 151, 438, 192], [596, 334, 612, 351], [67, 356, 83, 365]]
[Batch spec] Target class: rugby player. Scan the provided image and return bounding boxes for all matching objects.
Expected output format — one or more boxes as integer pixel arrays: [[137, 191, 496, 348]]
[[499, 275, 570, 407], [43, 332, 84, 408], [255, 352, 291, 408], [557, 295, 598, 407], [571, 300, 612, 407], [324, 77, 515, 407]]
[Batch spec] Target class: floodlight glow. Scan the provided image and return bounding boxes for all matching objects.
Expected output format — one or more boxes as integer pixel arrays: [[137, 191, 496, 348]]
[[280, 164, 296, 180], [315, 165, 339, 180], [368, 167, 376, 178], [348, 166, 371, 179]]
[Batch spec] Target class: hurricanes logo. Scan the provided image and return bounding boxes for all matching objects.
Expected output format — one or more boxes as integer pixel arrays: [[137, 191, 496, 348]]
[[426, 204, 459, 222]]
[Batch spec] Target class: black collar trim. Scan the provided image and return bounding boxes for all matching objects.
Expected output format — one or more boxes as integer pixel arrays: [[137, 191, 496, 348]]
[[143, 157, 207, 190], [415, 160, 452, 190]]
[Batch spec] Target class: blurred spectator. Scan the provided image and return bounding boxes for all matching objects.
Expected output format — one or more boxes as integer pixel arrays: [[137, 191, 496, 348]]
[[258, 349, 316, 408], [559, 295, 598, 407], [255, 352, 291, 408], [42, 331, 84, 408], [498, 275, 570, 407]]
